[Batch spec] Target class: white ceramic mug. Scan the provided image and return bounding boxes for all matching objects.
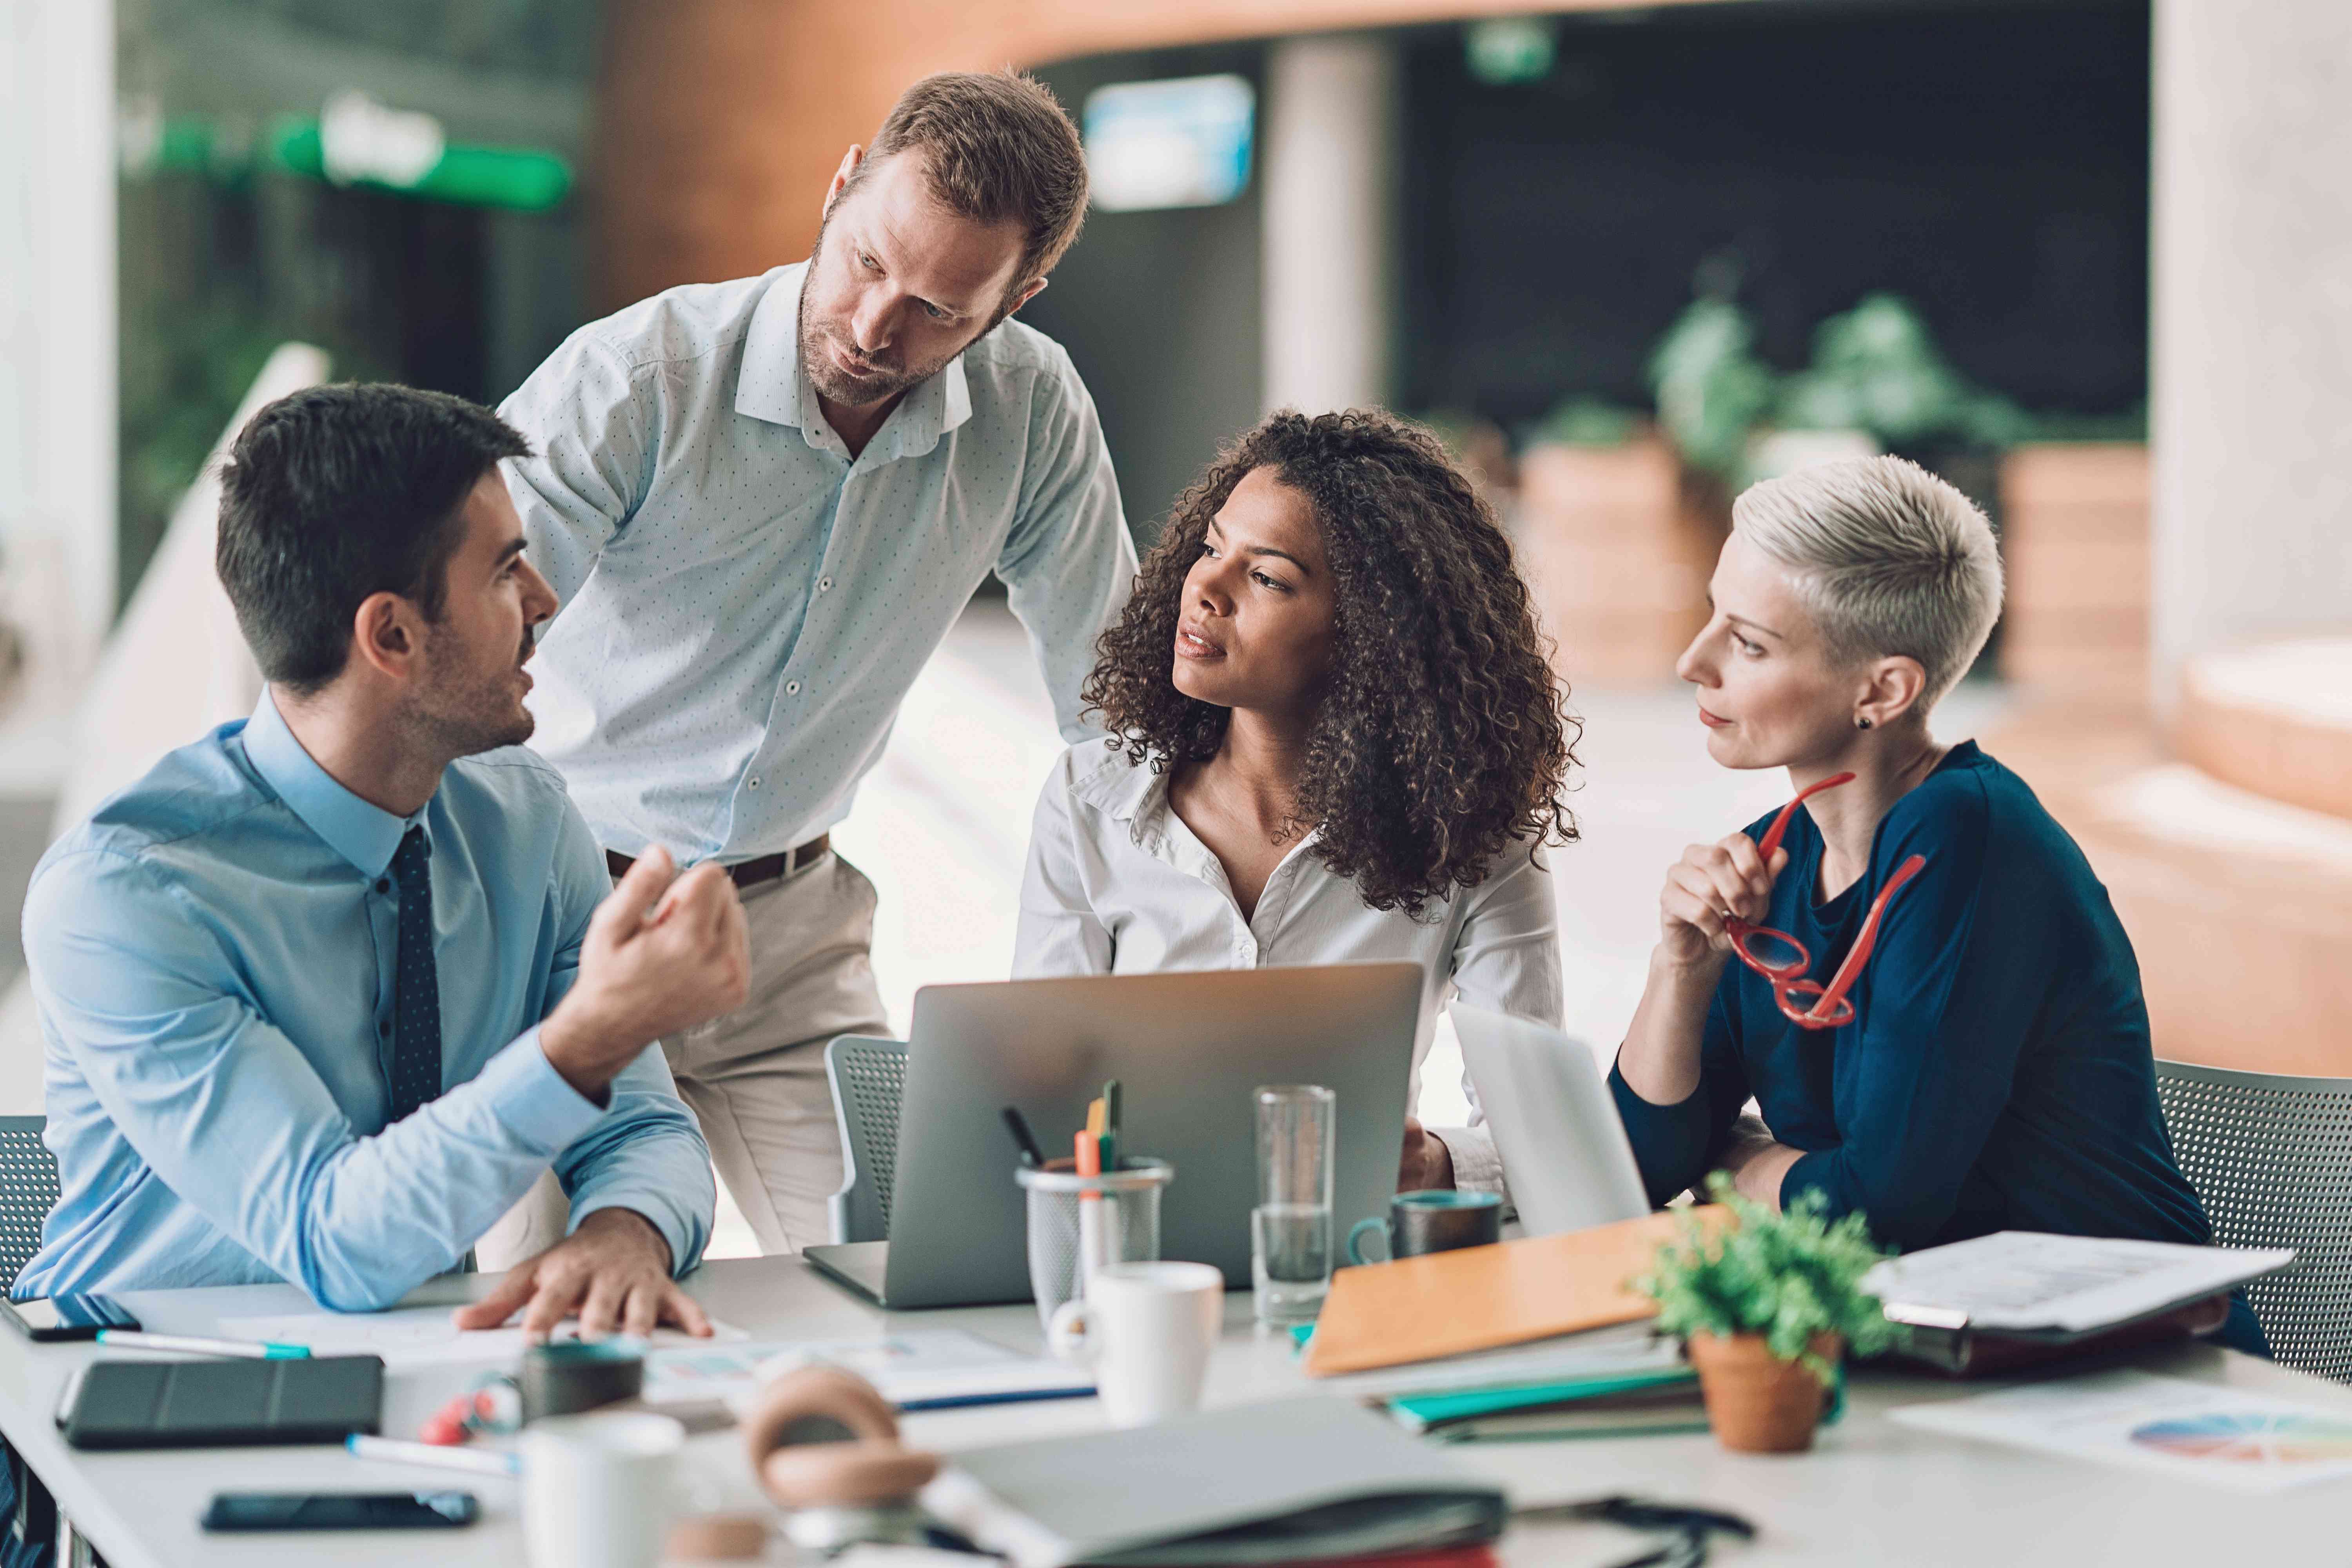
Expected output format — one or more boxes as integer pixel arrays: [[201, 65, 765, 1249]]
[[521, 1410, 686, 1568], [1047, 1260, 1224, 1427]]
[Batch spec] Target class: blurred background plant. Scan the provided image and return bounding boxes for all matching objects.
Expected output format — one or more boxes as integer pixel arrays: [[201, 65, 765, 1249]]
[[1647, 289, 2038, 489], [1647, 295, 1776, 482], [1776, 293, 2030, 452]]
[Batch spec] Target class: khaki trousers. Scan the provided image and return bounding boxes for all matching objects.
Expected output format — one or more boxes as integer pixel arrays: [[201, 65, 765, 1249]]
[[476, 850, 890, 1266]]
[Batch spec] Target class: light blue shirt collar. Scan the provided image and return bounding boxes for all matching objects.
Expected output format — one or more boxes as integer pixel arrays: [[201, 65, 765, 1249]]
[[735, 263, 973, 463], [242, 688, 424, 879]]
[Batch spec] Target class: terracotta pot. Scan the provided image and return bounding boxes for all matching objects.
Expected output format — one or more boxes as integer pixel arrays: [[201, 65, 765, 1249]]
[[1685, 1331, 1840, 1454]]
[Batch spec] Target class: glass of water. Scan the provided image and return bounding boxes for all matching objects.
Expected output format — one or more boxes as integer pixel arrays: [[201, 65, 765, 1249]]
[[1252, 1083, 1336, 1326]]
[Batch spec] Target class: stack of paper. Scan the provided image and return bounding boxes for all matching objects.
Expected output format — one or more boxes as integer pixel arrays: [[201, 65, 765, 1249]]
[[642, 1328, 1092, 1412], [1863, 1232, 2294, 1338]]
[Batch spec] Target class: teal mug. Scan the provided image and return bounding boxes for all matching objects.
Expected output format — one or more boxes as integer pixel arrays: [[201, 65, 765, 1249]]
[[1347, 1190, 1503, 1265]]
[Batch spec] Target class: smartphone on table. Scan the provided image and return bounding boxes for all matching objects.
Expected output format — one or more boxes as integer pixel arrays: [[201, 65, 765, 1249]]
[[0, 1293, 139, 1342], [201, 1492, 479, 1532]]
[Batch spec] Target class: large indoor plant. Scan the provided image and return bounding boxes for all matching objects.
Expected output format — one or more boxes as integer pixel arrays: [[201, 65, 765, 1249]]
[[1634, 1173, 1894, 1453]]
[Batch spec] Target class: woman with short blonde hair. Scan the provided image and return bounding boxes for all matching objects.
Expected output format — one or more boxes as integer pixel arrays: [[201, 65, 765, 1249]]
[[1612, 455, 2263, 1356]]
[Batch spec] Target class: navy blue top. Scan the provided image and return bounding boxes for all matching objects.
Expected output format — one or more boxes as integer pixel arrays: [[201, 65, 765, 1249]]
[[1609, 742, 2212, 1254]]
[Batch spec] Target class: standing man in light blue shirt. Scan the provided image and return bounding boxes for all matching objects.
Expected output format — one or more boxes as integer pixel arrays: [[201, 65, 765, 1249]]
[[497, 71, 1137, 1254], [18, 385, 748, 1334]]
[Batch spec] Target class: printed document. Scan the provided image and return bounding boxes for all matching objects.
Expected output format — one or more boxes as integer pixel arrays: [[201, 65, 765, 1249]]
[[643, 1328, 1090, 1409], [1862, 1232, 2292, 1334], [1893, 1370, 2352, 1494]]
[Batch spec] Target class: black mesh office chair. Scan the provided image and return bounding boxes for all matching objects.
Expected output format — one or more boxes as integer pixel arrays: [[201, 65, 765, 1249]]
[[0, 1118, 56, 1296]]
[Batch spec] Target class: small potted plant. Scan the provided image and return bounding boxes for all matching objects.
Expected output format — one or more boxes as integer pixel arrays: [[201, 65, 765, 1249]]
[[1633, 1172, 1893, 1453]]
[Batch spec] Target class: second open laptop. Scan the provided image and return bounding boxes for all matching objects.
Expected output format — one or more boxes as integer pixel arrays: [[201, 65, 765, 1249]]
[[803, 962, 1423, 1310], [1450, 1003, 1652, 1236]]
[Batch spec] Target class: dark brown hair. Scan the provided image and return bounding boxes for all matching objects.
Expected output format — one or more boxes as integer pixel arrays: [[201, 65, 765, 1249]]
[[1085, 409, 1579, 915], [847, 71, 1088, 292], [217, 383, 528, 694]]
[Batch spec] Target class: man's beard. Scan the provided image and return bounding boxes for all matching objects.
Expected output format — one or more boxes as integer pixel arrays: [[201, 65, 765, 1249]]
[[407, 623, 536, 760]]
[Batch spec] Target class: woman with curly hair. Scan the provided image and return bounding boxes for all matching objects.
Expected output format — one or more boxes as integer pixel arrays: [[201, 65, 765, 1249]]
[[1014, 409, 1577, 1192]]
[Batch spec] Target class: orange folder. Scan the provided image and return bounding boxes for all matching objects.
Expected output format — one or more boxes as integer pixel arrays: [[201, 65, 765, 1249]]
[[1302, 1207, 1731, 1377]]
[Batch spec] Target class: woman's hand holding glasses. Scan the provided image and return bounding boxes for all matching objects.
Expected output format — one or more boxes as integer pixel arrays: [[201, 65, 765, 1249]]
[[1657, 824, 1796, 969], [1659, 771, 1927, 1030]]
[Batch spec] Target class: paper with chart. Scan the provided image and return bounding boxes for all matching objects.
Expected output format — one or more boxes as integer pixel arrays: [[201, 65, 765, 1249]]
[[642, 1329, 1091, 1409], [1893, 1370, 2352, 1493], [1861, 1232, 2293, 1334], [215, 1305, 745, 1367]]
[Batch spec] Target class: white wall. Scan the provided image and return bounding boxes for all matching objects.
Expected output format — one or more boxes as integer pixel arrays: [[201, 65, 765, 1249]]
[[0, 0, 116, 683], [2150, 0, 2352, 705], [1259, 33, 1397, 417]]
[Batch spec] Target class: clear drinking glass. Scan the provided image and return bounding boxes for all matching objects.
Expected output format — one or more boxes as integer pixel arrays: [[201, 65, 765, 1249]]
[[1252, 1084, 1336, 1326]]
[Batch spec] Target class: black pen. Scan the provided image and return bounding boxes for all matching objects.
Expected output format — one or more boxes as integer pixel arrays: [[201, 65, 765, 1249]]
[[1001, 1106, 1047, 1169]]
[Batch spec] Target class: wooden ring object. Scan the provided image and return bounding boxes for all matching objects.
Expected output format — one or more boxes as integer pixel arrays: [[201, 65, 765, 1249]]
[[740, 1364, 942, 1509]]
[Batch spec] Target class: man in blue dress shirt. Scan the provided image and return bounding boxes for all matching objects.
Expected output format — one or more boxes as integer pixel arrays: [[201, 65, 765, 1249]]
[[16, 384, 748, 1334], [497, 71, 1138, 1254]]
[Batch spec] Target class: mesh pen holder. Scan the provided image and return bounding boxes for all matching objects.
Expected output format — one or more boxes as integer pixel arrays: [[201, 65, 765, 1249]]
[[1016, 1157, 1172, 1334]]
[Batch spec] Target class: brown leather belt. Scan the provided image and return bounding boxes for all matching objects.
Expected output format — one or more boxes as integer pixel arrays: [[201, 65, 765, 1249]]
[[605, 834, 830, 892]]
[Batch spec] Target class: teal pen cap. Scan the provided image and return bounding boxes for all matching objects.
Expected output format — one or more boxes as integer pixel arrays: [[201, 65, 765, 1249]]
[[262, 1343, 311, 1358]]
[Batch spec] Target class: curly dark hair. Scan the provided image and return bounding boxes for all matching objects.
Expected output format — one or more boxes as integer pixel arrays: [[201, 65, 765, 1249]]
[[1083, 409, 1579, 915]]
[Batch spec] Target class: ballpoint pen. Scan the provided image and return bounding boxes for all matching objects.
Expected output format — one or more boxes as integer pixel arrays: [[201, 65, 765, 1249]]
[[1001, 1106, 1046, 1168], [95, 1330, 309, 1359]]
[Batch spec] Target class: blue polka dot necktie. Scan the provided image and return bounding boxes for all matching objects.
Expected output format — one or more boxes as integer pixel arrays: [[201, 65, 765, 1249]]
[[388, 826, 441, 1123]]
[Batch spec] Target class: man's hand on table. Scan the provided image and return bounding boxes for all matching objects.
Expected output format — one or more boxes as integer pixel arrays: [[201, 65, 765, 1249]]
[[453, 1207, 712, 1342], [1397, 1115, 1457, 1191]]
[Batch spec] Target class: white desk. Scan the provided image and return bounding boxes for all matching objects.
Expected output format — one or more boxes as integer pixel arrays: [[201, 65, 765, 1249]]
[[0, 1258, 2341, 1567]]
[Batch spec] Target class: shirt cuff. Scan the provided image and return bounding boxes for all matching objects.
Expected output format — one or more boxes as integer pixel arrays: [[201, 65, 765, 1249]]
[[1781, 1147, 1843, 1218], [568, 1193, 704, 1280], [1432, 1125, 1505, 1196], [1606, 1059, 1710, 1151], [479, 1026, 606, 1156]]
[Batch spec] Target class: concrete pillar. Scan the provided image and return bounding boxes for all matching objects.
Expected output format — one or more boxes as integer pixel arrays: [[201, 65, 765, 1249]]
[[2150, 0, 2352, 709], [1259, 33, 1397, 416], [0, 0, 116, 679]]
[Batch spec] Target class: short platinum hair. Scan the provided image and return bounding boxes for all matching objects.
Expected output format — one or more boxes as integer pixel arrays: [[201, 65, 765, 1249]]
[[1731, 455, 2004, 711]]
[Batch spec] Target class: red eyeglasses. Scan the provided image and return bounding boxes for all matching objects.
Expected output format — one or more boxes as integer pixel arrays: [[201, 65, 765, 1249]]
[[1724, 771, 1926, 1030]]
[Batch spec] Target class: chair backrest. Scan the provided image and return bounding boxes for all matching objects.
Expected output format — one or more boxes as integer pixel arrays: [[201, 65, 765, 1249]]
[[0, 1116, 58, 1293], [2154, 1058, 2352, 1382], [824, 1036, 907, 1246]]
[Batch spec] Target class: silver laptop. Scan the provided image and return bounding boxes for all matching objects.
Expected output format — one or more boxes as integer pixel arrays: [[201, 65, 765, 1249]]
[[803, 962, 1422, 1309], [1450, 1004, 1651, 1236]]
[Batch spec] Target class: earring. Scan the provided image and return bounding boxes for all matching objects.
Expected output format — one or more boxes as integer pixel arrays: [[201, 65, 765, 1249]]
[[1855, 716, 1873, 731]]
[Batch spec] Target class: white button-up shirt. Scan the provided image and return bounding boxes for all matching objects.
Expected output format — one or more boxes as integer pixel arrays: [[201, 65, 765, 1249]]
[[1014, 744, 1565, 1190], [500, 263, 1137, 862]]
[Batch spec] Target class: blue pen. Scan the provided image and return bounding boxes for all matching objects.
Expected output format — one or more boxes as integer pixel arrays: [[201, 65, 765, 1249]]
[[348, 1435, 521, 1477], [96, 1330, 309, 1359]]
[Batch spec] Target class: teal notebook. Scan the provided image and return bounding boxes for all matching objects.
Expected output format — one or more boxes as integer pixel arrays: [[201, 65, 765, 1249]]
[[1387, 1365, 1698, 1434]]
